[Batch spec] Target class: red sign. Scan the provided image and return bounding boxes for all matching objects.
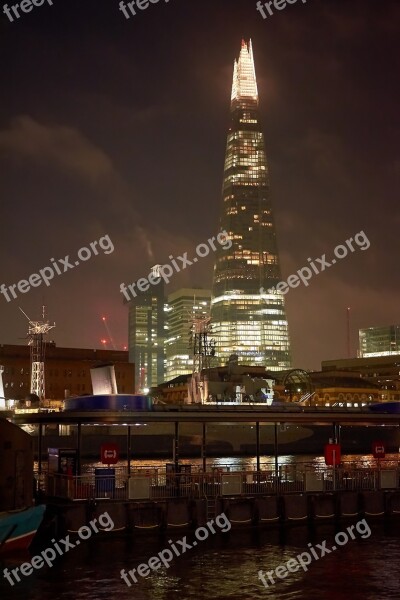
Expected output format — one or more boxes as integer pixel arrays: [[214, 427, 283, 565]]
[[372, 441, 386, 459], [324, 443, 341, 466], [100, 443, 119, 465]]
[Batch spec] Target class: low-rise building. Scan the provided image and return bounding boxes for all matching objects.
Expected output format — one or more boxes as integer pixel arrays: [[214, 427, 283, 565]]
[[321, 355, 400, 394], [0, 344, 134, 401]]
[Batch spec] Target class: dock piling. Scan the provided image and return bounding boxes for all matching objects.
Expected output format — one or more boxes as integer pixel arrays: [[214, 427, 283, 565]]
[[127, 425, 131, 476], [202, 423, 207, 472], [274, 423, 279, 479]]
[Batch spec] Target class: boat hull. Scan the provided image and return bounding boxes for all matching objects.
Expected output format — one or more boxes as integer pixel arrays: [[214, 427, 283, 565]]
[[0, 505, 46, 554]]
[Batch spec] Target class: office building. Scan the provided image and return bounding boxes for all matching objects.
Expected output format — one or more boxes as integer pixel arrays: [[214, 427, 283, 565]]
[[165, 288, 211, 380], [211, 40, 291, 370], [359, 325, 400, 358], [127, 268, 165, 391]]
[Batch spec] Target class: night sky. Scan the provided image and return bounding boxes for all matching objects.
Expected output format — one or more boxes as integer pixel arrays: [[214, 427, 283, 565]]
[[0, 0, 399, 370]]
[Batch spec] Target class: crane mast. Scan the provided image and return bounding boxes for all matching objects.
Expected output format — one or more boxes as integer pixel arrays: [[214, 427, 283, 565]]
[[20, 306, 55, 399]]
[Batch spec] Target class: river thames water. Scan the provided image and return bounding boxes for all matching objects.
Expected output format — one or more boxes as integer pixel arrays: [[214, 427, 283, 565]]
[[1, 454, 399, 599], [1, 522, 399, 600]]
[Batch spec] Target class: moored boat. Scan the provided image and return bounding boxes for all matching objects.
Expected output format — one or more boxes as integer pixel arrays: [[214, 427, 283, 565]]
[[0, 504, 46, 554]]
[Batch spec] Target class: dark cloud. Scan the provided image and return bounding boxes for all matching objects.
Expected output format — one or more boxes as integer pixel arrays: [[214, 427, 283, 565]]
[[0, 116, 119, 185]]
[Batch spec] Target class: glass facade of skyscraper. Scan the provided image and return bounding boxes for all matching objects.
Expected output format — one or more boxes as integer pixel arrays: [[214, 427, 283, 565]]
[[127, 274, 165, 392], [211, 40, 291, 370], [359, 325, 400, 358], [165, 288, 211, 381]]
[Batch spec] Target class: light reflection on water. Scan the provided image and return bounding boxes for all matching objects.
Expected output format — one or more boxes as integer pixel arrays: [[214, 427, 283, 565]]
[[1, 523, 399, 599], [87, 453, 400, 472], [34, 454, 400, 475]]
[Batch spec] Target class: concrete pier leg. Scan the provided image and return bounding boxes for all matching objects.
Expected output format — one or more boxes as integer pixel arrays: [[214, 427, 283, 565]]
[[256, 422, 260, 473], [256, 496, 280, 524], [339, 492, 359, 518], [38, 424, 43, 474], [202, 423, 207, 472], [128, 502, 164, 531], [77, 423, 82, 476], [222, 498, 254, 526], [311, 493, 336, 521], [361, 491, 385, 517], [282, 493, 309, 522], [274, 423, 279, 479], [167, 499, 191, 528], [65, 504, 87, 533], [127, 425, 131, 476], [94, 501, 127, 531], [388, 491, 400, 516], [174, 421, 179, 471]]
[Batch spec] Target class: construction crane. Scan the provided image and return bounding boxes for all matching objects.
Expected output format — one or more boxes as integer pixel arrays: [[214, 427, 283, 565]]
[[101, 316, 117, 350], [20, 306, 55, 399], [188, 315, 216, 404]]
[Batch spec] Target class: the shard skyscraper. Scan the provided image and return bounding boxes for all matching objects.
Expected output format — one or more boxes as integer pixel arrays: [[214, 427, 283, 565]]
[[211, 40, 291, 370]]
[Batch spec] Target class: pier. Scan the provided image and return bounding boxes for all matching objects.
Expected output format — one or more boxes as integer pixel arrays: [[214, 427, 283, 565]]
[[10, 406, 400, 534], [36, 459, 400, 532]]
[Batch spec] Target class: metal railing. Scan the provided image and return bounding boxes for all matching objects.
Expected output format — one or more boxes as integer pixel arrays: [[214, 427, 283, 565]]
[[39, 465, 400, 501], [33, 458, 400, 480]]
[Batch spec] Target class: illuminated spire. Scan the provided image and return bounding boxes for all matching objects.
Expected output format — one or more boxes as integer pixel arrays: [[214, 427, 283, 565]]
[[231, 39, 258, 102]]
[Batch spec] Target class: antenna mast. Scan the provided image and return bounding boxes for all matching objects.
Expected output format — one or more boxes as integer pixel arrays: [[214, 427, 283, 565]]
[[20, 306, 55, 399], [346, 307, 351, 358]]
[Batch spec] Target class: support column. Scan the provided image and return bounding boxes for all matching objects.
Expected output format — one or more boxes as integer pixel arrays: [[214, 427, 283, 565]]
[[127, 425, 132, 476], [274, 423, 279, 479], [331, 423, 340, 491], [201, 423, 207, 472], [332, 422, 337, 443], [174, 421, 179, 471], [38, 423, 43, 475], [256, 422, 260, 472], [77, 423, 82, 476]]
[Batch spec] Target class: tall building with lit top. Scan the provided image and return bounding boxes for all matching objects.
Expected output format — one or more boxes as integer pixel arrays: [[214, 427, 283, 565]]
[[211, 40, 291, 370]]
